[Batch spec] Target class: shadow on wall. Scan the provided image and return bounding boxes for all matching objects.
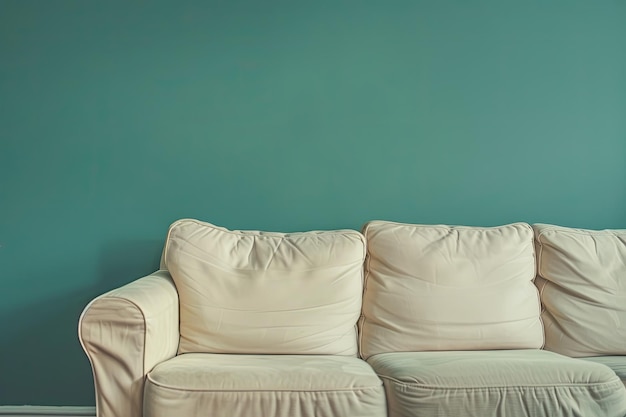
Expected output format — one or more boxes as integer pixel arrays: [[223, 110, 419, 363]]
[[0, 239, 163, 406]]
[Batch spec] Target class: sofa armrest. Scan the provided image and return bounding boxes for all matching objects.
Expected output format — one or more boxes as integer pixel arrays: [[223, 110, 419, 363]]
[[79, 270, 179, 417]]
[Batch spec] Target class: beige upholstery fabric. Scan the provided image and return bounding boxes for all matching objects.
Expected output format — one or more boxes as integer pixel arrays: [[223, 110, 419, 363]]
[[78, 270, 179, 417], [144, 353, 387, 417], [360, 221, 543, 359], [582, 357, 626, 388], [162, 219, 366, 355], [534, 224, 626, 357], [368, 350, 626, 417]]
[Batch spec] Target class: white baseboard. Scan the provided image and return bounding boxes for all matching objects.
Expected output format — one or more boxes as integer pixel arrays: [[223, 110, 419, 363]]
[[0, 406, 95, 417]]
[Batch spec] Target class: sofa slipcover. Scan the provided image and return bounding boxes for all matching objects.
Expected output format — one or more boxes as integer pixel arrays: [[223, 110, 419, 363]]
[[359, 221, 544, 358], [359, 221, 626, 417], [79, 270, 179, 417], [81, 219, 385, 417], [144, 353, 386, 417], [581, 357, 626, 388], [368, 350, 626, 417], [534, 223, 626, 358], [163, 219, 365, 356], [79, 219, 626, 417]]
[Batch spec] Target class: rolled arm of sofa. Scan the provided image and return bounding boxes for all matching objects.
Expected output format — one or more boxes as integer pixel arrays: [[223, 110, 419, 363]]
[[79, 270, 180, 417]]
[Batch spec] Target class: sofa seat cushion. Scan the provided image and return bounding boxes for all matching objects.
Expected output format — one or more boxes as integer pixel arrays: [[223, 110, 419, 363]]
[[368, 350, 626, 417], [162, 219, 366, 356], [582, 356, 626, 387], [144, 353, 387, 417]]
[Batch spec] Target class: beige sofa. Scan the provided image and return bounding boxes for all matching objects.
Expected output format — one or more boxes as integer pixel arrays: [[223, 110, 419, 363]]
[[79, 219, 626, 417]]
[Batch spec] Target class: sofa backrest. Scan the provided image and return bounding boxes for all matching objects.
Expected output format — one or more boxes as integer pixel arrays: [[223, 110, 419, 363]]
[[359, 221, 544, 359], [534, 223, 626, 357], [162, 219, 366, 356]]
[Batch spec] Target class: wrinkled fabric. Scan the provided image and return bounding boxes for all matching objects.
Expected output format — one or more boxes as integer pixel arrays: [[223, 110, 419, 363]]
[[368, 350, 626, 417], [78, 271, 179, 417], [534, 224, 626, 357], [582, 356, 626, 388], [80, 219, 626, 417], [360, 221, 543, 359], [144, 353, 387, 417], [162, 219, 366, 356]]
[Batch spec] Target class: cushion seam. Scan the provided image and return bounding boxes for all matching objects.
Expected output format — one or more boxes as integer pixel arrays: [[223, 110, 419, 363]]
[[146, 377, 383, 393], [378, 375, 623, 389]]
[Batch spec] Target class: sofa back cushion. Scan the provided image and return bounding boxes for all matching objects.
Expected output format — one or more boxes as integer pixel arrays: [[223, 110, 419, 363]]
[[534, 223, 626, 357], [163, 219, 366, 356], [359, 221, 543, 359]]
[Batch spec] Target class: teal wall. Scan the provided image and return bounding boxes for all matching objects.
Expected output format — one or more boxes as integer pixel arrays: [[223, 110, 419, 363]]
[[1, 0, 624, 406]]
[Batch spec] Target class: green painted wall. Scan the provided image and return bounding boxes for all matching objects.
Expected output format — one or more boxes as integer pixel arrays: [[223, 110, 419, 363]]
[[1, 0, 624, 406]]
